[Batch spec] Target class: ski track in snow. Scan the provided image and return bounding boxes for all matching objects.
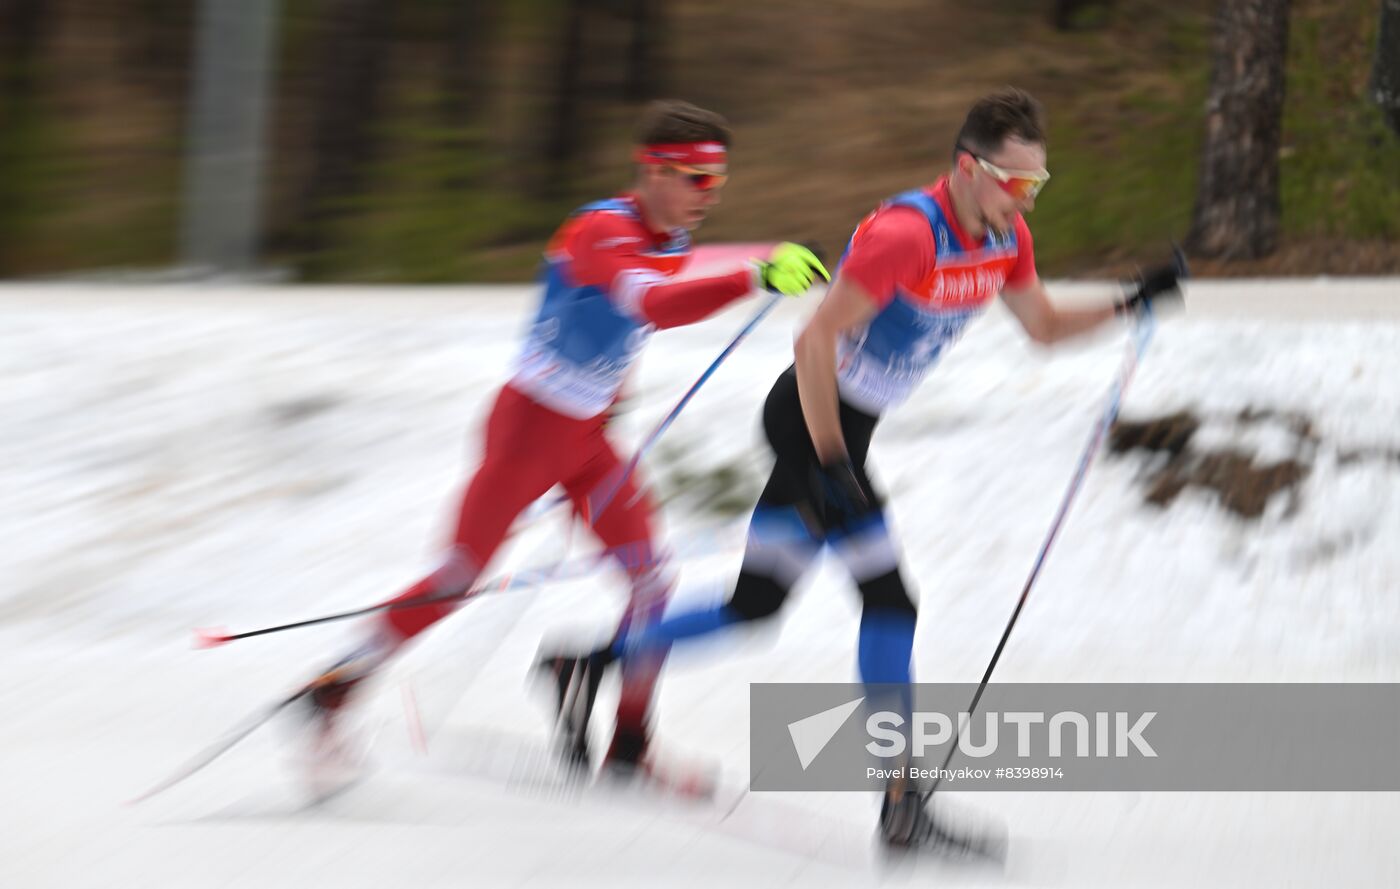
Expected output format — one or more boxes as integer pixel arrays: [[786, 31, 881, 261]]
[[2, 281, 1399, 888]]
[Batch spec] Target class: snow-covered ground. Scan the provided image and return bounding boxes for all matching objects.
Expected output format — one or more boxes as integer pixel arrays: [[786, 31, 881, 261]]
[[3, 279, 1399, 888]]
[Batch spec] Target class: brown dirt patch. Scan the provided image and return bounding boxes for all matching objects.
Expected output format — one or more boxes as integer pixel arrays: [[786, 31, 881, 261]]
[[1109, 408, 1316, 519]]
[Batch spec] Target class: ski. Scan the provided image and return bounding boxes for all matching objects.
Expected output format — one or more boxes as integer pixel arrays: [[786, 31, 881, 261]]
[[415, 726, 872, 871], [884, 806, 1008, 866], [127, 682, 315, 805]]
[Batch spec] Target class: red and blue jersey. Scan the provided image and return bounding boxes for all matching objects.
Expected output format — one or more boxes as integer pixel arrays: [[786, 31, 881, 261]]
[[510, 194, 753, 419], [834, 177, 1037, 413]]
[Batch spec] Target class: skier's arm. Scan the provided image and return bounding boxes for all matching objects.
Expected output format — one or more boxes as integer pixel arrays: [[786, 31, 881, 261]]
[[1002, 232, 1187, 343], [794, 276, 880, 463], [796, 206, 930, 462], [629, 269, 756, 329], [1001, 278, 1117, 345], [568, 215, 755, 329], [620, 243, 828, 329], [999, 214, 1116, 345]]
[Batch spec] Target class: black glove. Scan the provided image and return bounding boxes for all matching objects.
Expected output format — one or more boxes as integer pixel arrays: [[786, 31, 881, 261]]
[[809, 457, 876, 532], [1117, 244, 1189, 317]]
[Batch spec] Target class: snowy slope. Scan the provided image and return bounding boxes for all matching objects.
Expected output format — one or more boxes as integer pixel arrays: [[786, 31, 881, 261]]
[[2, 280, 1399, 888]]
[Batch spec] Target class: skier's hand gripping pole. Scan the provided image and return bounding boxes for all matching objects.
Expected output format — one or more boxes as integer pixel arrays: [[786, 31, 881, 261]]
[[1115, 243, 1189, 318]]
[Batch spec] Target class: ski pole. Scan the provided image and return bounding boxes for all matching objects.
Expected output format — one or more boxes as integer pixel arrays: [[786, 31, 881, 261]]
[[922, 307, 1158, 804], [193, 524, 744, 647]]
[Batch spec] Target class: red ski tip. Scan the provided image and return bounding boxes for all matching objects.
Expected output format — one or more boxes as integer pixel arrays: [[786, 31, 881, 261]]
[[193, 627, 232, 649]]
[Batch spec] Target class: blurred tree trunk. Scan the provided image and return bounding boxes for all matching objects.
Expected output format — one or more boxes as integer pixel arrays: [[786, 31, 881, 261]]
[[624, 0, 663, 101], [1051, 0, 1113, 31], [1187, 0, 1291, 260], [440, 0, 499, 129], [289, 0, 392, 252], [0, 0, 52, 272], [542, 0, 589, 197], [122, 0, 194, 91], [181, 0, 279, 273], [1372, 0, 1400, 136], [0, 0, 50, 116]]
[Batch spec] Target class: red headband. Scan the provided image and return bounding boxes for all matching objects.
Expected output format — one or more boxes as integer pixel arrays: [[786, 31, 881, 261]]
[[635, 141, 728, 166]]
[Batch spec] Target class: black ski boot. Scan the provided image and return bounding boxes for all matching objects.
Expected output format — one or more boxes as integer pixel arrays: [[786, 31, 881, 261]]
[[537, 649, 613, 772], [880, 788, 1007, 862]]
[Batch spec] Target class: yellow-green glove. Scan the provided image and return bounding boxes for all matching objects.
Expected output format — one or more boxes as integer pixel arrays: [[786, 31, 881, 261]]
[[757, 242, 830, 297]]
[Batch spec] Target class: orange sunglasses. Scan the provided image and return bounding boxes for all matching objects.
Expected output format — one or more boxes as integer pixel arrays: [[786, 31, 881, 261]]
[[959, 145, 1050, 201], [667, 163, 728, 192]]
